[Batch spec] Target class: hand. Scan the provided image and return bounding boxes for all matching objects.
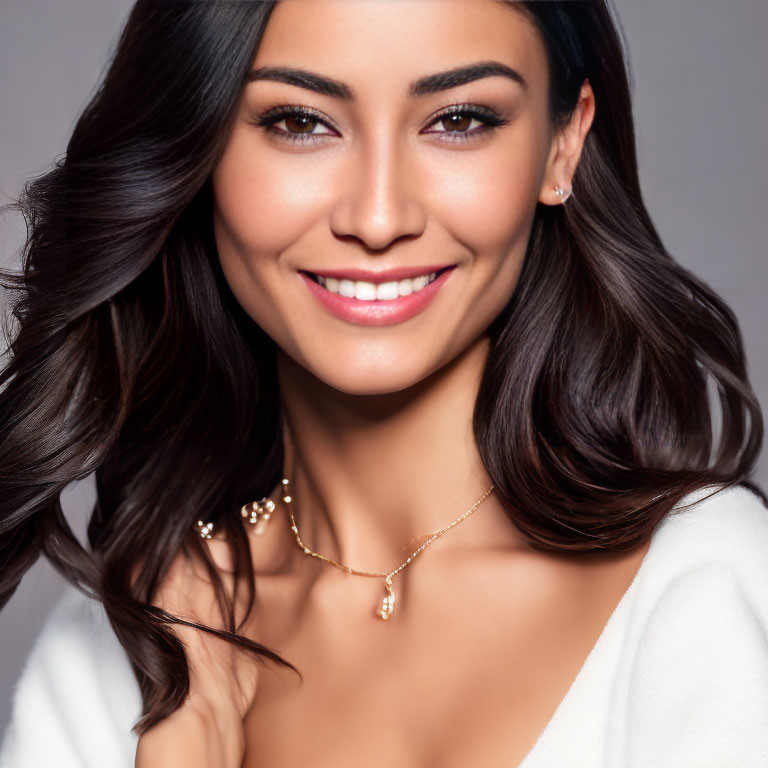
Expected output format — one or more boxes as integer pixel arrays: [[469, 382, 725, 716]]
[[135, 531, 260, 766], [135, 696, 245, 768], [152, 532, 261, 719]]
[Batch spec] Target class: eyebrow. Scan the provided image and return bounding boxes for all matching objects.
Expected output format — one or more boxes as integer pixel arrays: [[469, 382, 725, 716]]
[[245, 60, 527, 100]]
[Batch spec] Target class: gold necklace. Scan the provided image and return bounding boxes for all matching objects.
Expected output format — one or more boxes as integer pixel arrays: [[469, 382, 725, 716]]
[[280, 478, 495, 621], [194, 479, 496, 621]]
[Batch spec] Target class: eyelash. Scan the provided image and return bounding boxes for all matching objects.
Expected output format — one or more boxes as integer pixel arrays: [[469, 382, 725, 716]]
[[252, 103, 509, 145]]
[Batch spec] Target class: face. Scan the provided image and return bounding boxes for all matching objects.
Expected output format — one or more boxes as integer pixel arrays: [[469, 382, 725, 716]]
[[211, 0, 587, 396]]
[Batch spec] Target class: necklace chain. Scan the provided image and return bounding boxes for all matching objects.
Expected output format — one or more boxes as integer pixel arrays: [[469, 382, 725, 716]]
[[194, 477, 496, 620], [280, 478, 495, 620]]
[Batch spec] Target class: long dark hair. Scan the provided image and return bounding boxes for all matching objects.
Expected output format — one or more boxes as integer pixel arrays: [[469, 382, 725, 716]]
[[1, 0, 763, 735]]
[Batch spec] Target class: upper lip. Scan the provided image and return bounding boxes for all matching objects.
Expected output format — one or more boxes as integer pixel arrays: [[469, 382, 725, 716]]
[[300, 264, 456, 284]]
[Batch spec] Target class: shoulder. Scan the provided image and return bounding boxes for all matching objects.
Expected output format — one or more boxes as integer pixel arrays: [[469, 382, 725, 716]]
[[638, 482, 768, 599], [0, 583, 141, 768], [618, 483, 768, 765], [635, 482, 768, 644]]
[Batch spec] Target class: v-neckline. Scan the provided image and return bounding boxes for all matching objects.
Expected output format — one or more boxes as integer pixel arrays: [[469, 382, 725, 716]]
[[513, 513, 665, 767]]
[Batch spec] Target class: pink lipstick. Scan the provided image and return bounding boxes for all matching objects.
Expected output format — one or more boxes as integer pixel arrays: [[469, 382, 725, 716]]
[[299, 264, 456, 326]]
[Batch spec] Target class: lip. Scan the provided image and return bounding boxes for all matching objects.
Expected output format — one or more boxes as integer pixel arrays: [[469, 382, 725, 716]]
[[299, 265, 456, 326]]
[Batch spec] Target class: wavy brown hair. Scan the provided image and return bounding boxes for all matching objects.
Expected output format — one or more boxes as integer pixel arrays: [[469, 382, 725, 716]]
[[0, 0, 764, 735]]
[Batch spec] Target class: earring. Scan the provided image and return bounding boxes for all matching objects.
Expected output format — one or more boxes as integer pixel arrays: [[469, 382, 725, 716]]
[[240, 496, 276, 536], [195, 482, 287, 539], [554, 185, 571, 204], [195, 499, 275, 539]]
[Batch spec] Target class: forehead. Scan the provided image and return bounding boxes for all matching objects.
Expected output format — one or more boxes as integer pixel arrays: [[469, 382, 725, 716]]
[[252, 0, 547, 97]]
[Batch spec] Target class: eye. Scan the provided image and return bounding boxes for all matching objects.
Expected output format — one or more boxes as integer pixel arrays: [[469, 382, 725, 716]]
[[423, 104, 509, 142], [254, 105, 338, 144]]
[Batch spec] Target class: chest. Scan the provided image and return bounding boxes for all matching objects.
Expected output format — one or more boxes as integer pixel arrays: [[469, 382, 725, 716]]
[[241, 546, 648, 768]]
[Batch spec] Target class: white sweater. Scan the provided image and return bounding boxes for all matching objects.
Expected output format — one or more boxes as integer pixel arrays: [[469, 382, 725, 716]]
[[2, 483, 768, 767]]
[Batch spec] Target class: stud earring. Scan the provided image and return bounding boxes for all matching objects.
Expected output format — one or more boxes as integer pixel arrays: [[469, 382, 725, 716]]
[[195, 520, 215, 539], [240, 496, 277, 536], [554, 185, 571, 204]]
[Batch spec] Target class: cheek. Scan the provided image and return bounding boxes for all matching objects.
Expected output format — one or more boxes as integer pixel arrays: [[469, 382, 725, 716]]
[[210, 127, 334, 336], [427, 129, 547, 323], [211, 127, 328, 259], [431, 132, 547, 258]]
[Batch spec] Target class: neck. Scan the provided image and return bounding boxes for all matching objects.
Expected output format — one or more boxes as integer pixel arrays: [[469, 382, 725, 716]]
[[273, 335, 527, 579]]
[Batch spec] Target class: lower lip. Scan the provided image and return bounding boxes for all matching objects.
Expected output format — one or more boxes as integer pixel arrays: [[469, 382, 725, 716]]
[[300, 268, 455, 326]]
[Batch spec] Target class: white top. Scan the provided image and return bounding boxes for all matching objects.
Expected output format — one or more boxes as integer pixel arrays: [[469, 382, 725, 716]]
[[2, 483, 768, 767]]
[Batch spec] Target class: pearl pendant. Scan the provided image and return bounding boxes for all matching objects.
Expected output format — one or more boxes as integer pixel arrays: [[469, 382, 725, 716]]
[[375, 574, 396, 620]]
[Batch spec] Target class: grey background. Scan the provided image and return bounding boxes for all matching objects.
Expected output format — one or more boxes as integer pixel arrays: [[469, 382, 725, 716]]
[[1, 0, 766, 734]]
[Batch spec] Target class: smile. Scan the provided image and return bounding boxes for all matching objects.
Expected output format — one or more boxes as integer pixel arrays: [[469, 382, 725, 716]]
[[299, 265, 456, 326], [307, 270, 444, 301]]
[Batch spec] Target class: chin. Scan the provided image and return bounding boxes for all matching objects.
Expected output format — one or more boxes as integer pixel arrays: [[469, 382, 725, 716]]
[[318, 369, 429, 397], [304, 354, 442, 397]]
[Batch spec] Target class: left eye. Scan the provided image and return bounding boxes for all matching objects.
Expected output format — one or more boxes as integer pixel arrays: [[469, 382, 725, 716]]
[[427, 104, 510, 138]]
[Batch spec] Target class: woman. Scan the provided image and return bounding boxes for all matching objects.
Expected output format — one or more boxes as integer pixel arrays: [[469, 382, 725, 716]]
[[1, 0, 766, 766]]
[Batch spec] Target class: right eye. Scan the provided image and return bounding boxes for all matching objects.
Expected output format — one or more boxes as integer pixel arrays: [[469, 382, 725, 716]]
[[254, 106, 338, 144]]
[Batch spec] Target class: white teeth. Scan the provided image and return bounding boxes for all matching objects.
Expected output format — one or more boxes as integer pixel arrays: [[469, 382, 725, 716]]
[[376, 281, 400, 301], [354, 281, 377, 301], [316, 271, 440, 300]]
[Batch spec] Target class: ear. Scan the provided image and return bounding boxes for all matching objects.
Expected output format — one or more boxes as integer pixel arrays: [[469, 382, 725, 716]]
[[538, 80, 596, 206]]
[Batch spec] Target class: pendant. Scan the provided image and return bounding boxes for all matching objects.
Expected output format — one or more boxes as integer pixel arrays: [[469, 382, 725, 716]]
[[375, 574, 396, 620]]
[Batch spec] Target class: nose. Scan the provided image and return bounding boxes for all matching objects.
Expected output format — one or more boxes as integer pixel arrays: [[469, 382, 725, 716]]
[[329, 134, 427, 252]]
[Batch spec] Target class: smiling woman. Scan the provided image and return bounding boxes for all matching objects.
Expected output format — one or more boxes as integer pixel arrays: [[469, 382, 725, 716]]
[[0, 1, 767, 768], [213, 8, 568, 397]]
